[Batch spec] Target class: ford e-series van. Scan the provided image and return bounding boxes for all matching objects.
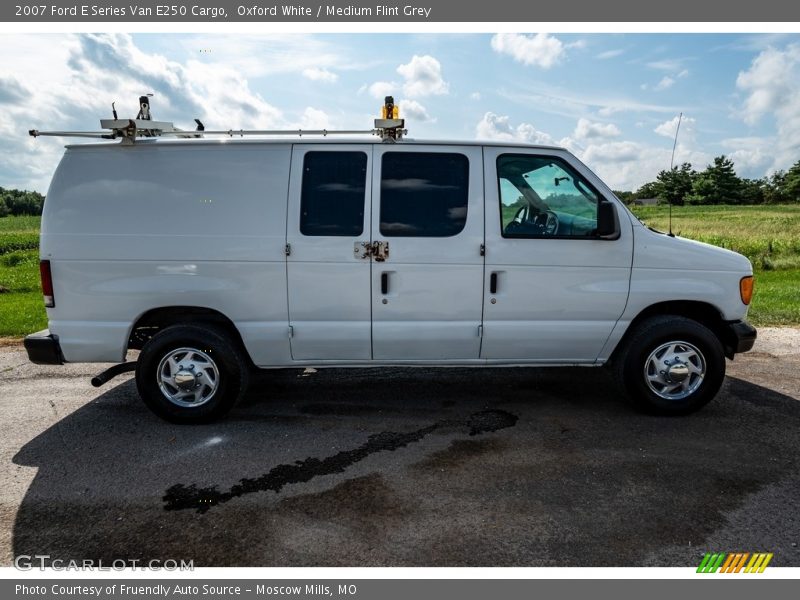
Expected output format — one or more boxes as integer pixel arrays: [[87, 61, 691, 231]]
[[24, 101, 756, 422]]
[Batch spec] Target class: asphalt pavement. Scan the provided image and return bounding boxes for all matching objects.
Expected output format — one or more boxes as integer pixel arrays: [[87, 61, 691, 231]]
[[1, 329, 799, 567]]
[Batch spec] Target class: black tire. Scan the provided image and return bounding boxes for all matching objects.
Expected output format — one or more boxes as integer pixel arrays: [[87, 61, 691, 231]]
[[612, 315, 726, 415], [135, 324, 249, 423]]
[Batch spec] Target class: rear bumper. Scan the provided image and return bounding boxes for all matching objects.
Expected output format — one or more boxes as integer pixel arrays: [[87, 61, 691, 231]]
[[24, 329, 65, 365], [725, 320, 757, 355]]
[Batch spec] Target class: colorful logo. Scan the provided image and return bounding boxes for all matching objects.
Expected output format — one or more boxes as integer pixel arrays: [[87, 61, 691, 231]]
[[697, 552, 773, 573]]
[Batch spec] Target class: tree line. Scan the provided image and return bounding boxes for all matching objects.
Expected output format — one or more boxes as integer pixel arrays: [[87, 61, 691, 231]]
[[0, 187, 45, 217], [614, 156, 800, 205]]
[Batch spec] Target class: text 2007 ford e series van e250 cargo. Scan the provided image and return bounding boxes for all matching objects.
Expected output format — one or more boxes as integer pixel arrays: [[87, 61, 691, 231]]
[[24, 99, 756, 422]]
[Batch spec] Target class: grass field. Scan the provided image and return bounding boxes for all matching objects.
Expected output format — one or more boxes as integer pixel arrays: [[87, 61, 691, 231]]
[[0, 207, 798, 337], [0, 215, 44, 335], [630, 204, 800, 326]]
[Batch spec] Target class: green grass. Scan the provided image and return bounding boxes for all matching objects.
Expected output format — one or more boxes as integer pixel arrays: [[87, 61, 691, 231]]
[[0, 216, 46, 336], [0, 208, 798, 338], [630, 204, 800, 326], [745, 269, 800, 326], [629, 204, 800, 269], [0, 291, 46, 337], [0, 215, 40, 255]]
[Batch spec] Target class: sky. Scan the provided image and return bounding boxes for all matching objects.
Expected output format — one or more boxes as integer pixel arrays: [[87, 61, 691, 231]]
[[1, 32, 799, 193]]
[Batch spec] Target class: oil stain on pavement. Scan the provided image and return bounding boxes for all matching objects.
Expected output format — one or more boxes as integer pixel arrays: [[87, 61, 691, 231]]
[[163, 409, 518, 513]]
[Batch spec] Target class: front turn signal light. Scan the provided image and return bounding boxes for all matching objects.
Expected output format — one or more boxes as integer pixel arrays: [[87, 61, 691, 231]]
[[740, 276, 754, 305]]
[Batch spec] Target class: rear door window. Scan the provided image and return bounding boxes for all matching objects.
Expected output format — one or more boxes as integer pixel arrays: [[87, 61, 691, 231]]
[[300, 151, 367, 236]]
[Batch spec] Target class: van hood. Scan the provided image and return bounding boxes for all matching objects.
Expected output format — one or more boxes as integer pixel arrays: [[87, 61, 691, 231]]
[[633, 225, 753, 273]]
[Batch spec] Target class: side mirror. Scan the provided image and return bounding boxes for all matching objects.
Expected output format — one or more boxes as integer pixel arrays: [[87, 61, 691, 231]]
[[596, 201, 619, 239]]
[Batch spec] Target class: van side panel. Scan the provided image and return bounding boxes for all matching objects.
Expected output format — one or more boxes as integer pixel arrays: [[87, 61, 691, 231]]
[[41, 143, 291, 365]]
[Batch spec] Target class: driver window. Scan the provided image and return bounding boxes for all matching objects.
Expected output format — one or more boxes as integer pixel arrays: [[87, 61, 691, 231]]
[[498, 154, 599, 238]]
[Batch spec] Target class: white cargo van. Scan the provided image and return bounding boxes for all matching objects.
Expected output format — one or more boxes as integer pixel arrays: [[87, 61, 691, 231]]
[[25, 100, 756, 422]]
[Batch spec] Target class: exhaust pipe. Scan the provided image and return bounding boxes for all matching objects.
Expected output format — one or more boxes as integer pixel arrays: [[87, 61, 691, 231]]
[[91, 362, 137, 387]]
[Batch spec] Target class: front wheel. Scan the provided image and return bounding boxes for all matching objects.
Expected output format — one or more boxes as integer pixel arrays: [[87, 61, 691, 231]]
[[613, 315, 726, 415], [136, 324, 249, 423]]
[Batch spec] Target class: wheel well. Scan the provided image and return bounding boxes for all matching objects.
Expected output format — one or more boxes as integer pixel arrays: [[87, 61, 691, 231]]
[[128, 306, 252, 363], [613, 301, 738, 360]]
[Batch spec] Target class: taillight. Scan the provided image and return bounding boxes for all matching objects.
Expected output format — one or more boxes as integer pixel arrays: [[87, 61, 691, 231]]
[[740, 275, 754, 306], [40, 260, 54, 308]]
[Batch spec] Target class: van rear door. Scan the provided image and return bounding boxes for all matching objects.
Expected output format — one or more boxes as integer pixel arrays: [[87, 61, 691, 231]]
[[286, 145, 373, 360], [369, 145, 485, 360]]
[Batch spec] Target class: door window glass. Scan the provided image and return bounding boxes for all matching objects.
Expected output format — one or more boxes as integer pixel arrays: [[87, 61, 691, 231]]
[[380, 152, 469, 237], [498, 155, 599, 238], [300, 151, 367, 236]]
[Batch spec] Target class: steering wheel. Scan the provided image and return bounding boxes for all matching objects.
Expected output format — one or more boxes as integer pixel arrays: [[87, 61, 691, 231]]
[[532, 211, 559, 235], [505, 206, 559, 236], [543, 211, 559, 235]]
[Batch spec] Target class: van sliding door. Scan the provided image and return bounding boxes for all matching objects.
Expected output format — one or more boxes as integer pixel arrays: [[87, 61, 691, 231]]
[[369, 145, 485, 361]]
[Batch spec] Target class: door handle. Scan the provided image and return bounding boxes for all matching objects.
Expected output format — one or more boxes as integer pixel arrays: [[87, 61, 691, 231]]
[[381, 272, 389, 294], [490, 272, 498, 294]]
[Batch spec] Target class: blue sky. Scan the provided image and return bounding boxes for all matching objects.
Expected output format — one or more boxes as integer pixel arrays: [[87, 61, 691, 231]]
[[1, 33, 799, 193]]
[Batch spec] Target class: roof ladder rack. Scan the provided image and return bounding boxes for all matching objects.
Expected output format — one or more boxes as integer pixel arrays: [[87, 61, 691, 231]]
[[29, 95, 407, 144]]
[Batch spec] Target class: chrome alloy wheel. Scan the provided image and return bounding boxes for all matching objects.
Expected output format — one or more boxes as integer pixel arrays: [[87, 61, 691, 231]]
[[643, 341, 706, 401], [156, 347, 220, 408]]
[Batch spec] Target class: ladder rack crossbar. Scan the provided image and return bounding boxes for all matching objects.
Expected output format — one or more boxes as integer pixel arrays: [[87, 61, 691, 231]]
[[159, 129, 378, 137], [29, 96, 407, 142], [29, 131, 115, 139], [29, 128, 390, 139]]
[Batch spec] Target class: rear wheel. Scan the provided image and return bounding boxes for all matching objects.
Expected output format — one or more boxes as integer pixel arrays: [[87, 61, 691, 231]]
[[136, 324, 249, 423], [613, 315, 726, 415]]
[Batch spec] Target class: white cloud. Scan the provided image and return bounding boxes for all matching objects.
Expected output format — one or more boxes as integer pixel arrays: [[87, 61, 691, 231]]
[[736, 43, 800, 172], [368, 81, 395, 99], [297, 107, 331, 130], [654, 115, 696, 142], [721, 137, 774, 176], [302, 67, 338, 83], [490, 33, 565, 69], [596, 49, 624, 60], [580, 140, 710, 190], [574, 118, 621, 140], [399, 99, 434, 122], [646, 58, 687, 72], [0, 33, 342, 192], [642, 60, 689, 92], [736, 43, 800, 123], [475, 112, 556, 145], [647, 69, 686, 91], [582, 141, 641, 164], [502, 87, 679, 120], [470, 92, 481, 101], [396, 55, 449, 97], [177, 34, 348, 79], [655, 76, 675, 90], [365, 54, 448, 102], [473, 112, 709, 190]]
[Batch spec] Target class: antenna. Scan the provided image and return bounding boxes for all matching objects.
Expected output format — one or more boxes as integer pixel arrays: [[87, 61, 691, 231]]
[[667, 112, 683, 237]]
